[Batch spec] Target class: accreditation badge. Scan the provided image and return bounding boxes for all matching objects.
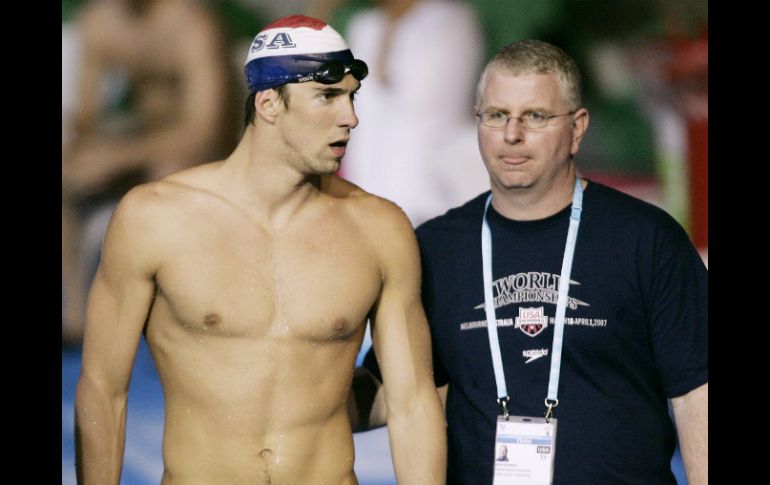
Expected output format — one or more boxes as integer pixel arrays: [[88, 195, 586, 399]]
[[492, 415, 557, 484]]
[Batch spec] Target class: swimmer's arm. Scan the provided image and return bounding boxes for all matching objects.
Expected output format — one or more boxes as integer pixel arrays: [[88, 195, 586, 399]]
[[369, 208, 446, 485], [75, 190, 160, 485], [348, 366, 447, 432]]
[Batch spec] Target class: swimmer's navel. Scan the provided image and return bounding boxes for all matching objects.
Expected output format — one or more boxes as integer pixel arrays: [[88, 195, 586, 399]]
[[259, 449, 273, 484]]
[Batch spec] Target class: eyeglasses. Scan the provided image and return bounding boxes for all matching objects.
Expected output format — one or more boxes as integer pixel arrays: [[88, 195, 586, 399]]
[[295, 58, 369, 85], [476, 110, 576, 130]]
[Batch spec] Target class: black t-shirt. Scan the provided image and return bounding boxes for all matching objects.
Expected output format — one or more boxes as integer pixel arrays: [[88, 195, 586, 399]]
[[365, 181, 708, 484]]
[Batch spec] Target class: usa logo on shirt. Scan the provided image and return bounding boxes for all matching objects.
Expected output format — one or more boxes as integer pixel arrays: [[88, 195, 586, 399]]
[[515, 307, 549, 337]]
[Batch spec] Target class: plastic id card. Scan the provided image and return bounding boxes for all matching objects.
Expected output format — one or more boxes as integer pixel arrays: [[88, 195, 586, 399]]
[[493, 415, 557, 485]]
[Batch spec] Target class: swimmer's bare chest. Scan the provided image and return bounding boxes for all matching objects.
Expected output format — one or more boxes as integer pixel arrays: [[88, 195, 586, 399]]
[[153, 213, 380, 337], [143, 202, 378, 483], [143, 200, 382, 402]]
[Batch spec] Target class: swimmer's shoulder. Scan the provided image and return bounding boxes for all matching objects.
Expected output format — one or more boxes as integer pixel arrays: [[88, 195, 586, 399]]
[[324, 175, 416, 239], [104, 163, 228, 268], [115, 162, 224, 222]]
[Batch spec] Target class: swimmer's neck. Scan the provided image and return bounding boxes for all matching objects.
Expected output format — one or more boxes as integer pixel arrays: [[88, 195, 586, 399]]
[[215, 130, 329, 226]]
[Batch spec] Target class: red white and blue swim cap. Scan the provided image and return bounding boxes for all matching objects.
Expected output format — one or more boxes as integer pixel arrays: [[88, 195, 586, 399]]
[[244, 15, 362, 92]]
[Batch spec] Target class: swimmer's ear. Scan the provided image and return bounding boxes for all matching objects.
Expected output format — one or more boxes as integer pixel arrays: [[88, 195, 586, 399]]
[[255, 88, 283, 123]]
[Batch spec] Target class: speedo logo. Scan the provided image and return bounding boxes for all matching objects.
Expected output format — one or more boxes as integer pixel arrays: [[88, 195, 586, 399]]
[[523, 348, 549, 364]]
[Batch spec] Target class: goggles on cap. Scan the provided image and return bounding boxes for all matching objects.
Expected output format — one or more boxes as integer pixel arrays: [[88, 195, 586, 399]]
[[295, 57, 368, 84], [245, 51, 368, 92]]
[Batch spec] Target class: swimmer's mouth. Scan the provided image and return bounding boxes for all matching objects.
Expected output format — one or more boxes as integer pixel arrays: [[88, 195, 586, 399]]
[[329, 139, 348, 158]]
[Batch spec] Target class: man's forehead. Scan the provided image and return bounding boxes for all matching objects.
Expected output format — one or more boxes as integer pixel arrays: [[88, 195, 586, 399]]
[[482, 69, 562, 104], [489, 66, 559, 84]]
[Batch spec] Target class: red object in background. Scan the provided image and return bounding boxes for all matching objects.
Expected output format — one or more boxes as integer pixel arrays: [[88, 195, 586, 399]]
[[669, 29, 708, 250]]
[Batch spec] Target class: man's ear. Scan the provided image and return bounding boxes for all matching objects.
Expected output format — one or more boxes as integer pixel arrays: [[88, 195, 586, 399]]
[[570, 107, 590, 157], [255, 88, 284, 123]]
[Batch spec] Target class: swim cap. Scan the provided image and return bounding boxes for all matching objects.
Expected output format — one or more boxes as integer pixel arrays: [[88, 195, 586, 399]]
[[244, 15, 359, 92]]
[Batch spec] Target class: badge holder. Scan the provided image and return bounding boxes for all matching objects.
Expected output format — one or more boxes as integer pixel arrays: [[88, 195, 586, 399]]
[[492, 397, 558, 485]]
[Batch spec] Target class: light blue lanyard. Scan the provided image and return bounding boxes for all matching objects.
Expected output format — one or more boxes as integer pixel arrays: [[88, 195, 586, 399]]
[[481, 178, 583, 419]]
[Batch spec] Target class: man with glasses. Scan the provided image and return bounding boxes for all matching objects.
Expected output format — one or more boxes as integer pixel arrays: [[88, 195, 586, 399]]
[[75, 15, 446, 484], [355, 40, 707, 484]]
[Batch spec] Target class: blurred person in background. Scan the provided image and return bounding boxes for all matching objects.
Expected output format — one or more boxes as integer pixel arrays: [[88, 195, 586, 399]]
[[309, 0, 489, 227], [62, 0, 241, 344]]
